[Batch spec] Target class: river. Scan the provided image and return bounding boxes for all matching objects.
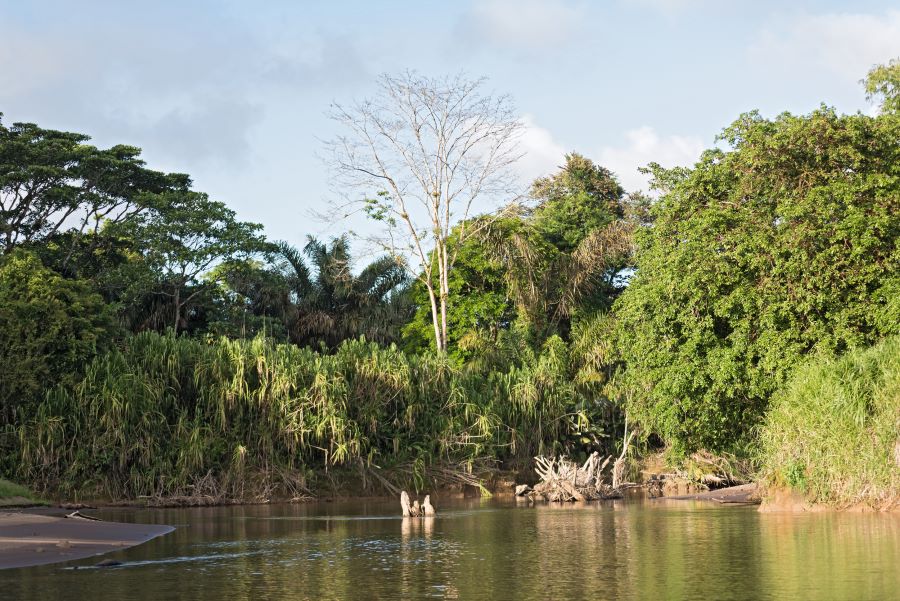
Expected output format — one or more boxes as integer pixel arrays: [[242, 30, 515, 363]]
[[1, 496, 898, 600]]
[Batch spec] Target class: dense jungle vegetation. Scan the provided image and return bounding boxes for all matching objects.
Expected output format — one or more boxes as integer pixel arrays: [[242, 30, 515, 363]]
[[1, 62, 897, 504]]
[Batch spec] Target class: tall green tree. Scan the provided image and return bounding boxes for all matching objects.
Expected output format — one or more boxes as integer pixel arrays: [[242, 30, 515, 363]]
[[612, 68, 900, 454], [401, 217, 515, 359], [865, 58, 900, 115], [530, 152, 625, 252], [114, 191, 268, 334], [403, 153, 634, 357], [0, 115, 188, 259], [484, 153, 633, 342], [0, 251, 113, 424]]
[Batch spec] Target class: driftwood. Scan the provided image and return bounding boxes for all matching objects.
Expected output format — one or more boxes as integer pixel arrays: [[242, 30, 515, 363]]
[[527, 451, 623, 502], [400, 491, 436, 517]]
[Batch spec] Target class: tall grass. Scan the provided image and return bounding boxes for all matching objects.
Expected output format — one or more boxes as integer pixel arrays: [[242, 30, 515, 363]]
[[11, 332, 611, 500], [0, 478, 41, 503], [758, 336, 900, 509]]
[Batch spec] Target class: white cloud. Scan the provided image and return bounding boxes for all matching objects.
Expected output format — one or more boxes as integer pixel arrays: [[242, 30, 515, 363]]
[[623, 0, 707, 13], [514, 119, 703, 193], [595, 127, 704, 192], [458, 0, 585, 54], [749, 10, 900, 80], [515, 116, 568, 184]]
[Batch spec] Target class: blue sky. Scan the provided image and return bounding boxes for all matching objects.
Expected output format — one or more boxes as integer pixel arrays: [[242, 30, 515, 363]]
[[2, 0, 898, 251]]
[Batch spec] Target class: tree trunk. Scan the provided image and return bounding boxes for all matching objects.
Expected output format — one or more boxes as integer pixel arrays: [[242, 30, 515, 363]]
[[425, 282, 443, 353], [173, 286, 181, 334], [439, 242, 449, 354]]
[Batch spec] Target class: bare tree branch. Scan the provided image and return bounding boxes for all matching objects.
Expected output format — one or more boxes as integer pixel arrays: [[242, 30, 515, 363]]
[[324, 72, 524, 351]]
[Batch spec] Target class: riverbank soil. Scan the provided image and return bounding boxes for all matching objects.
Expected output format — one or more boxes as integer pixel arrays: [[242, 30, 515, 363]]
[[657, 483, 760, 505], [758, 487, 900, 513], [0, 509, 174, 569]]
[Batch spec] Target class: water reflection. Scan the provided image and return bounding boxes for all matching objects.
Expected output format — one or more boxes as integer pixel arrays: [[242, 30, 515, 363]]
[[1, 498, 898, 600]]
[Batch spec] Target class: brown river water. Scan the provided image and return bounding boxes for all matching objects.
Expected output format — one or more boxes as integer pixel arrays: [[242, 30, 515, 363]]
[[1, 495, 898, 600]]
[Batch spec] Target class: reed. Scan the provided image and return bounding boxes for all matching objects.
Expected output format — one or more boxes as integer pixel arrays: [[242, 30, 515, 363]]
[[758, 336, 900, 509], [12, 331, 614, 500]]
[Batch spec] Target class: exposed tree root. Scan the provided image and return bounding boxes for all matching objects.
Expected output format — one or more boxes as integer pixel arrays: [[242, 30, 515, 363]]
[[522, 452, 629, 502]]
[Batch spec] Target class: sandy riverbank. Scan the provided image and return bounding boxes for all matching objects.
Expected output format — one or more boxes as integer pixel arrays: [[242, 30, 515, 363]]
[[0, 509, 173, 569]]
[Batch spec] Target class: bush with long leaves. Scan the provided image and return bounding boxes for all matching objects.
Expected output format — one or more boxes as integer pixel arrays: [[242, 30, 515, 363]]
[[13, 331, 616, 499]]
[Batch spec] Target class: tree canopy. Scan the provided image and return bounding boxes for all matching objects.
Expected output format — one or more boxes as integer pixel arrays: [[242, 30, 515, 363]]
[[0, 115, 189, 256], [612, 102, 900, 453]]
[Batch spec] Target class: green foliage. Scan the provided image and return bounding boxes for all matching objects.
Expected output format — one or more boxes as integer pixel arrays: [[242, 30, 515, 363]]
[[13, 331, 617, 498], [402, 220, 515, 359], [7, 64, 899, 504], [406, 153, 633, 356], [865, 58, 900, 114], [112, 191, 269, 333], [531, 152, 624, 252], [490, 153, 632, 341], [205, 259, 292, 341], [759, 336, 900, 508], [272, 236, 413, 350], [0, 250, 113, 423], [0, 478, 45, 506], [0, 114, 189, 255], [613, 103, 900, 454], [0, 478, 34, 499]]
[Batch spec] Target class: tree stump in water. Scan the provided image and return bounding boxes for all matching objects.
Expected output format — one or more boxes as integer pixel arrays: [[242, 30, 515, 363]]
[[400, 491, 435, 517]]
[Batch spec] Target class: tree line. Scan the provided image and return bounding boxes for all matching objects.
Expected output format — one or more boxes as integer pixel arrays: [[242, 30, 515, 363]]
[[0, 61, 897, 498]]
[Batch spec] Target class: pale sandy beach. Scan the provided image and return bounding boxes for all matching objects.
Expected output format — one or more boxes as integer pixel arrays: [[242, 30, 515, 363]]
[[0, 510, 173, 569]]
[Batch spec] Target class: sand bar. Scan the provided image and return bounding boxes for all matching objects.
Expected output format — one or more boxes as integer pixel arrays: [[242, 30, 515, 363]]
[[0, 509, 173, 569]]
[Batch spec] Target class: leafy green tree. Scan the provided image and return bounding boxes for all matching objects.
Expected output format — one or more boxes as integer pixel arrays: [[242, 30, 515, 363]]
[[484, 154, 632, 341], [612, 77, 900, 453], [530, 152, 625, 252], [404, 154, 633, 357], [205, 259, 293, 340], [114, 191, 268, 334], [0, 115, 188, 258], [865, 58, 900, 114], [402, 218, 515, 359], [0, 251, 113, 424]]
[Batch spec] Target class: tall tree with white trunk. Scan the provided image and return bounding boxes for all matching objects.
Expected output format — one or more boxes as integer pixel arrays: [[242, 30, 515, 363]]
[[326, 72, 524, 352]]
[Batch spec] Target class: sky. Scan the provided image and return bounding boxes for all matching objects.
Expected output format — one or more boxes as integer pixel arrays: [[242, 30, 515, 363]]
[[2, 0, 899, 252]]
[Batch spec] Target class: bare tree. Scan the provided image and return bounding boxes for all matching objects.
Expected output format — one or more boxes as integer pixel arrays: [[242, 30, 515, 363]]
[[325, 72, 524, 352]]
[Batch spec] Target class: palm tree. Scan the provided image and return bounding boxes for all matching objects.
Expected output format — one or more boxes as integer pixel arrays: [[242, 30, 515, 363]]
[[275, 236, 412, 349], [480, 215, 633, 343]]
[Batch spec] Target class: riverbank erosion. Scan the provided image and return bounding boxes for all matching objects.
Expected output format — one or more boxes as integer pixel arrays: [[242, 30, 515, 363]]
[[0, 509, 173, 569]]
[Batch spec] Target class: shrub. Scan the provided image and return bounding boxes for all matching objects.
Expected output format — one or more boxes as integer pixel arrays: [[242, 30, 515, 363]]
[[758, 336, 900, 508]]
